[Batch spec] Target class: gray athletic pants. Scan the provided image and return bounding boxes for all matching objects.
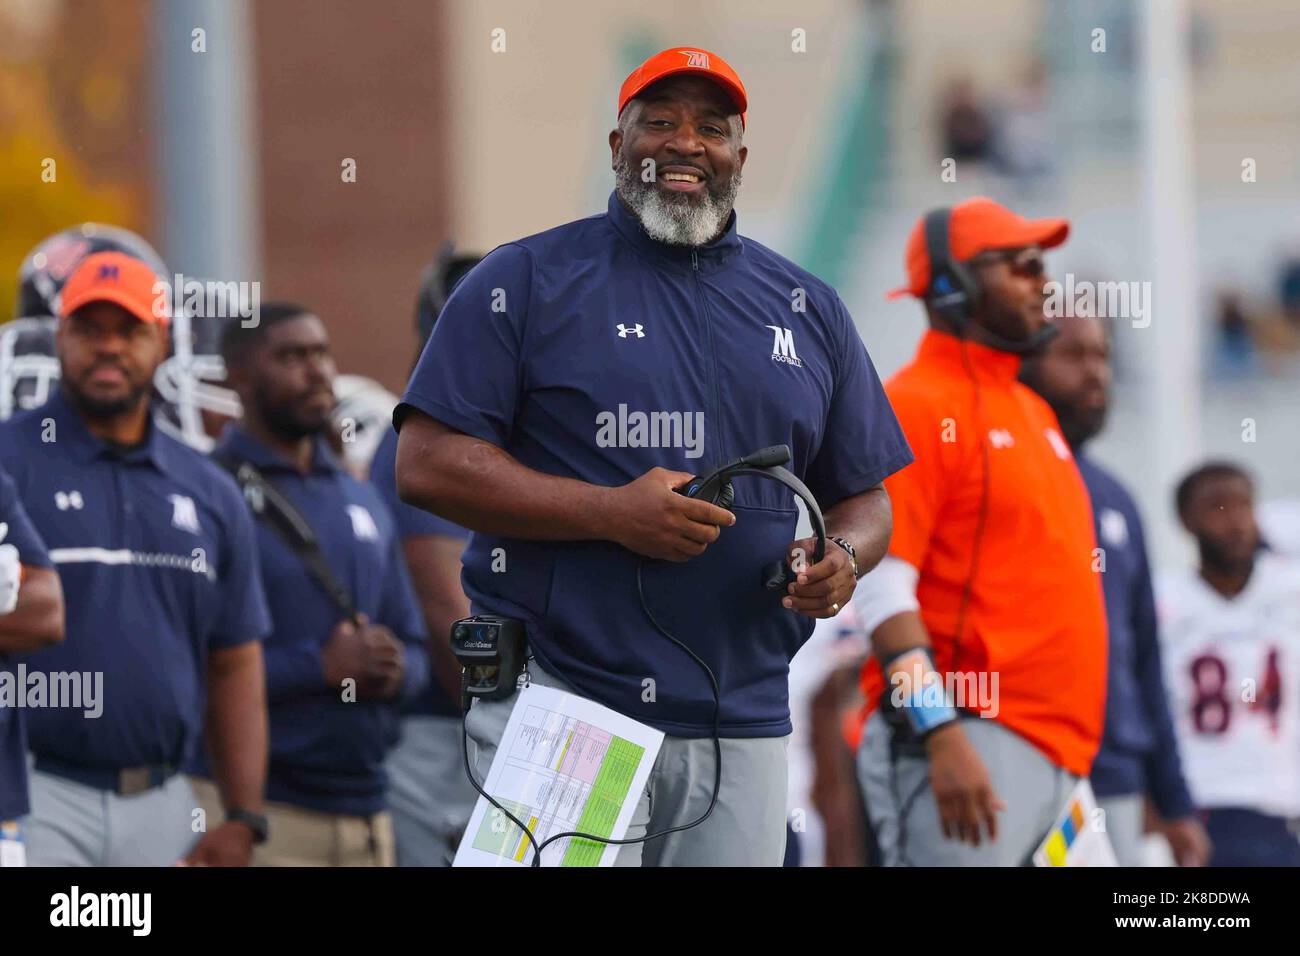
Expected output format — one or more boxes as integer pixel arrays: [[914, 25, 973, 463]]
[[464, 659, 790, 866], [386, 713, 479, 867], [857, 711, 1076, 866], [24, 762, 198, 867]]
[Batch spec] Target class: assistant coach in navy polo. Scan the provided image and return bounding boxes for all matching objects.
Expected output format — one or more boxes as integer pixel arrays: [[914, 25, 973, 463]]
[[190, 302, 431, 867], [0, 252, 272, 866], [395, 47, 911, 865]]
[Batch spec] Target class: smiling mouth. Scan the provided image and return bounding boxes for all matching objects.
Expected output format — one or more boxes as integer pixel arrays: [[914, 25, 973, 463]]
[[659, 168, 707, 191]]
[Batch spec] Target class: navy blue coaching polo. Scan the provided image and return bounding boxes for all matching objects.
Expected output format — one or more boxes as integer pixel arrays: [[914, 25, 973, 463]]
[[0, 389, 271, 775], [369, 425, 466, 719], [396, 192, 912, 738], [195, 426, 429, 816], [0, 467, 54, 821]]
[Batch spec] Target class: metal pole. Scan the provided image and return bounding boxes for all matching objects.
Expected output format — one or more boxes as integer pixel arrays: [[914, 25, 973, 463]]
[[155, 0, 261, 283], [1139, 0, 1200, 566], [154, 0, 260, 449]]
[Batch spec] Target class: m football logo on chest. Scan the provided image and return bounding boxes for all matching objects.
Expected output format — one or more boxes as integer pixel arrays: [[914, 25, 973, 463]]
[[168, 494, 201, 534], [347, 504, 380, 541], [764, 326, 803, 368]]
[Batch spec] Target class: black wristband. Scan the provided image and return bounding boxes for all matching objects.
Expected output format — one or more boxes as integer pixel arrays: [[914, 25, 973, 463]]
[[226, 808, 269, 845]]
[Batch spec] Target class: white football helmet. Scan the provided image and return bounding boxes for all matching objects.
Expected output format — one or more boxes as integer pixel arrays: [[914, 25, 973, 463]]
[[331, 374, 398, 476], [0, 318, 59, 421], [153, 303, 244, 452]]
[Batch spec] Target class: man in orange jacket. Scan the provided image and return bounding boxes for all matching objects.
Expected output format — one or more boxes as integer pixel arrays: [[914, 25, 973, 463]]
[[854, 198, 1107, 865]]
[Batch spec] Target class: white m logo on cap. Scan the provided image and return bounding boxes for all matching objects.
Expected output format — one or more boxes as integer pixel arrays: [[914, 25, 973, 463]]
[[682, 50, 710, 69]]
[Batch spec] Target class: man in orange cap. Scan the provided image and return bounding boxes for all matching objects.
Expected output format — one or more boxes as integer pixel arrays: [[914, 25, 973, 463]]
[[853, 198, 1108, 865], [396, 48, 910, 865], [0, 251, 273, 866], [610, 47, 749, 247]]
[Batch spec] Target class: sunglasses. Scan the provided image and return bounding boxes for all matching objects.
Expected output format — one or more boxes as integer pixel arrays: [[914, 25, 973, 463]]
[[970, 246, 1046, 279]]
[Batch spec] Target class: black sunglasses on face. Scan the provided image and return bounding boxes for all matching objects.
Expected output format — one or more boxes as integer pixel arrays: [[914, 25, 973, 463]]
[[970, 246, 1046, 279]]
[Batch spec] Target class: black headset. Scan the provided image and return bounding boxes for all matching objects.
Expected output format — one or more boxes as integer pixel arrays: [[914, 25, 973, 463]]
[[923, 206, 1058, 354], [924, 208, 980, 331], [677, 444, 827, 590]]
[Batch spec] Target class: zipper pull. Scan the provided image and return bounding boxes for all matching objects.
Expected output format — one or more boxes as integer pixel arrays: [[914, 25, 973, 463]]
[[691, 248, 698, 271]]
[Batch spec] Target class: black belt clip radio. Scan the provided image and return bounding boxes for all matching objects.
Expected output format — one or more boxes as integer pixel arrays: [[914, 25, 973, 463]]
[[450, 615, 527, 707]]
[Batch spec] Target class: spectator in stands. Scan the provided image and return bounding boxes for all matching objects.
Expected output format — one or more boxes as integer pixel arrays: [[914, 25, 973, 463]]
[[940, 77, 995, 164]]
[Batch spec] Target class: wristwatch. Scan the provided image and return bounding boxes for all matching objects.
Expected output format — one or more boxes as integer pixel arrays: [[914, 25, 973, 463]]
[[830, 536, 859, 578], [227, 808, 270, 845]]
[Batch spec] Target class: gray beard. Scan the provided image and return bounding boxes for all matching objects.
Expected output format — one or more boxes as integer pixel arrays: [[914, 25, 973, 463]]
[[614, 154, 741, 247]]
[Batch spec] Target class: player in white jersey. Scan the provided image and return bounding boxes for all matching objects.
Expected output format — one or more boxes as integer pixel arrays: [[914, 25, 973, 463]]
[[1158, 461, 1300, 866]]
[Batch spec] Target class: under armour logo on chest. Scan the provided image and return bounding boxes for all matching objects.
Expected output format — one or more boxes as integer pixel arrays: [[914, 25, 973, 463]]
[[55, 490, 84, 511], [616, 323, 645, 338]]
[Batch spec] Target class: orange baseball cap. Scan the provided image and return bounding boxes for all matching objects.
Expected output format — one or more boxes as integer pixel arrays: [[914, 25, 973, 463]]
[[59, 251, 170, 325], [887, 197, 1070, 300], [618, 47, 748, 128]]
